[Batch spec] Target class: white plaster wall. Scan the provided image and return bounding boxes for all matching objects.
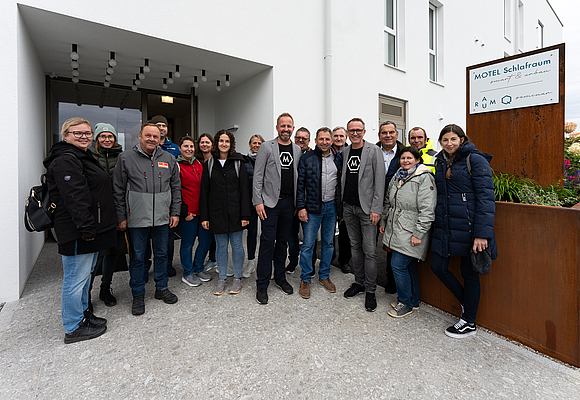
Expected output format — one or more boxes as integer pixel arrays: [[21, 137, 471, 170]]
[[215, 69, 274, 149], [198, 96, 216, 137]]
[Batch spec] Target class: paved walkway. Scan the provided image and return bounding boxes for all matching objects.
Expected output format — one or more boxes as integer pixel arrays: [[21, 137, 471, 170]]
[[1, 239, 579, 399]]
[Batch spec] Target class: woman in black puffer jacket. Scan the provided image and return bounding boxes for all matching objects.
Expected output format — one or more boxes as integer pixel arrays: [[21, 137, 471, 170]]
[[430, 124, 497, 339], [43, 117, 117, 344]]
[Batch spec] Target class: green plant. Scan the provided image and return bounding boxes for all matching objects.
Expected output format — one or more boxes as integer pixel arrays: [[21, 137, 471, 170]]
[[517, 184, 563, 207], [492, 171, 533, 202]]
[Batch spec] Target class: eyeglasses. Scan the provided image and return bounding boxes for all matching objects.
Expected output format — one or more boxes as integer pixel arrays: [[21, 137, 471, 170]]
[[348, 129, 364, 135], [69, 131, 93, 138], [99, 134, 115, 140]]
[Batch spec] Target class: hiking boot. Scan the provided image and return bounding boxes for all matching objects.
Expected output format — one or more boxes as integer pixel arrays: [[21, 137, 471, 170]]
[[197, 271, 212, 282], [64, 318, 107, 344], [365, 292, 377, 312], [229, 278, 243, 294], [344, 283, 365, 298], [256, 287, 268, 305], [319, 278, 336, 293], [182, 274, 201, 287], [213, 279, 227, 295], [445, 319, 477, 339], [275, 280, 293, 295], [299, 281, 311, 299], [154, 288, 178, 304], [83, 309, 107, 326], [132, 294, 145, 316], [388, 302, 413, 318], [285, 262, 297, 274], [99, 285, 117, 307]]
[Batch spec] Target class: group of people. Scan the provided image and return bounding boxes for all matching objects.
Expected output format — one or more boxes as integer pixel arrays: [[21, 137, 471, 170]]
[[44, 112, 496, 344]]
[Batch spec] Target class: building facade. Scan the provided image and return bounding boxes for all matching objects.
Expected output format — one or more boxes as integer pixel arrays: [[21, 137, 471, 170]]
[[1, 0, 562, 301]]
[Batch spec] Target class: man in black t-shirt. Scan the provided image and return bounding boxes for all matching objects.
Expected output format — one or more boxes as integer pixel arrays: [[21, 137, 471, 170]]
[[340, 118, 385, 312], [253, 113, 302, 305]]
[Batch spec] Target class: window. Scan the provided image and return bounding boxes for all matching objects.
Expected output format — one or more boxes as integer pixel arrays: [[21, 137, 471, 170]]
[[517, 1, 524, 52], [384, 0, 397, 66], [504, 0, 512, 41], [429, 4, 437, 82], [537, 20, 544, 49]]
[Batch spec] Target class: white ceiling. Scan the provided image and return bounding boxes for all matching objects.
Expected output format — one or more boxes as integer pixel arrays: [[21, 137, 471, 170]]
[[19, 5, 271, 96]]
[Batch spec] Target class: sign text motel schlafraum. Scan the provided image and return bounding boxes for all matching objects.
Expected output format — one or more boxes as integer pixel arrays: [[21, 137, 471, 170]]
[[469, 49, 559, 114]]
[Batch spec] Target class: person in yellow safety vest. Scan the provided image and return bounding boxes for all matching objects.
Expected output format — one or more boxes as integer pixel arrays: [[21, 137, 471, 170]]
[[408, 127, 437, 173]]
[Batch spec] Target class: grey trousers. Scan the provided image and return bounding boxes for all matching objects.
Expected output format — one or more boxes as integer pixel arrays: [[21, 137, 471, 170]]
[[342, 203, 378, 293]]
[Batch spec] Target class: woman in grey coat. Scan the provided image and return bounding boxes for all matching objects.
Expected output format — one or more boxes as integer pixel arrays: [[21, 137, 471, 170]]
[[380, 147, 437, 318]]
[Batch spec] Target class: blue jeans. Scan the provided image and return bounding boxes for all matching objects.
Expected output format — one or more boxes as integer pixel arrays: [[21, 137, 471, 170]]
[[61, 243, 99, 333], [342, 203, 378, 292], [300, 201, 336, 282], [390, 251, 419, 308], [215, 230, 245, 279], [179, 216, 211, 277], [256, 196, 294, 288], [430, 252, 480, 323], [128, 225, 169, 297]]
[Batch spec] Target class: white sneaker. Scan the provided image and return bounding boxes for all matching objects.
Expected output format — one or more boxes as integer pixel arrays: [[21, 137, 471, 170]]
[[242, 259, 255, 278]]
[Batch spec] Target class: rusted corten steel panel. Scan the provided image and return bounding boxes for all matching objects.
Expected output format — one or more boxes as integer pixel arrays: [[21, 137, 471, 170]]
[[465, 43, 565, 188], [418, 202, 580, 366]]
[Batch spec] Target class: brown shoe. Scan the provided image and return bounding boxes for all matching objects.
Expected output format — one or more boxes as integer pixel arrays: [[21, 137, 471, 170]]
[[299, 281, 310, 299], [319, 277, 336, 293]]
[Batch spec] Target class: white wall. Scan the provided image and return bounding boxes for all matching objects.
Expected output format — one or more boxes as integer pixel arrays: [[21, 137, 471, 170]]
[[215, 69, 274, 150], [198, 95, 216, 137]]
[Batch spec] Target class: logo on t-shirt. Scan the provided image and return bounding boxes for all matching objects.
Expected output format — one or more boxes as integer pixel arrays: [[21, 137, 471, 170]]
[[280, 152, 293, 169], [347, 155, 360, 172]]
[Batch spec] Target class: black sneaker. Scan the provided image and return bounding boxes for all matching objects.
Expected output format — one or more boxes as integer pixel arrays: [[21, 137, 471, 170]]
[[384, 281, 397, 294], [155, 288, 178, 304], [167, 266, 177, 277], [275, 280, 294, 295], [344, 283, 365, 298], [99, 286, 117, 307], [365, 292, 377, 312], [285, 262, 297, 274], [132, 294, 145, 316], [445, 319, 477, 338], [64, 318, 107, 344], [83, 309, 107, 326], [256, 287, 268, 305], [339, 263, 351, 274]]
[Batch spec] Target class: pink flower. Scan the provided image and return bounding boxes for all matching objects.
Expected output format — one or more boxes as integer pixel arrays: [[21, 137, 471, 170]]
[[565, 159, 571, 168]]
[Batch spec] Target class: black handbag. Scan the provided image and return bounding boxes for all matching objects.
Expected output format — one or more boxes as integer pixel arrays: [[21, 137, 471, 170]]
[[24, 174, 56, 232], [470, 246, 492, 275]]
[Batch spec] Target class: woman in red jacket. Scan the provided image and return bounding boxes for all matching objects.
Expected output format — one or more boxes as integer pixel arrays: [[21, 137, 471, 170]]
[[178, 136, 213, 287]]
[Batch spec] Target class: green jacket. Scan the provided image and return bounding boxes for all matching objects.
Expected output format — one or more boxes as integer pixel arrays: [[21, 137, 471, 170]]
[[89, 142, 123, 177]]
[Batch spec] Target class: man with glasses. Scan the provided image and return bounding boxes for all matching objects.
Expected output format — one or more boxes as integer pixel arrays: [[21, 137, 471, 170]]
[[377, 121, 405, 294], [341, 118, 385, 312], [113, 123, 181, 316], [286, 127, 316, 275]]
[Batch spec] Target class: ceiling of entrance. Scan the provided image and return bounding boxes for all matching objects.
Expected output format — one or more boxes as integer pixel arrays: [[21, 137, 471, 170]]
[[19, 5, 271, 96]]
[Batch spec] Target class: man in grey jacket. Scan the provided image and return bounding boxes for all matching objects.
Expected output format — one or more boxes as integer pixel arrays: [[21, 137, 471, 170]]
[[253, 112, 302, 305], [113, 123, 181, 316], [341, 118, 385, 312]]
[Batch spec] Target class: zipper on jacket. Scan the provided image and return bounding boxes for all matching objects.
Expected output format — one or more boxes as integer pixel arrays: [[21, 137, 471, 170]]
[[388, 185, 399, 247], [463, 193, 472, 229], [97, 201, 101, 224], [151, 161, 156, 227]]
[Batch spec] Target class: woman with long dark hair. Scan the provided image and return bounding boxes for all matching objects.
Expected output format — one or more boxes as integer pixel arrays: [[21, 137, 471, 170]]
[[200, 130, 251, 295], [430, 124, 497, 338]]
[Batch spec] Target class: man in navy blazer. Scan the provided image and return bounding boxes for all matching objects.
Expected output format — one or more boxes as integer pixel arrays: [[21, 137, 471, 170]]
[[253, 113, 302, 305], [341, 118, 385, 312]]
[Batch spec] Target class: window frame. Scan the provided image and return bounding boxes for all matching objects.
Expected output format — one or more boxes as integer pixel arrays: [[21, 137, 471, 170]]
[[384, 0, 397, 67], [428, 3, 437, 82]]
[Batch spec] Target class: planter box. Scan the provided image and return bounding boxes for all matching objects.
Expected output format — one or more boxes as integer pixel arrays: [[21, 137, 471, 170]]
[[417, 201, 580, 366]]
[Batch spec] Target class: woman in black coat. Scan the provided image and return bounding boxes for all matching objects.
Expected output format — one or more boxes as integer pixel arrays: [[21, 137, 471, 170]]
[[43, 117, 118, 344], [200, 130, 251, 296], [430, 124, 497, 339]]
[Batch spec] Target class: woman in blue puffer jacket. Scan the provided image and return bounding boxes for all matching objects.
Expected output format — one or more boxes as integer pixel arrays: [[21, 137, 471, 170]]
[[430, 124, 497, 339]]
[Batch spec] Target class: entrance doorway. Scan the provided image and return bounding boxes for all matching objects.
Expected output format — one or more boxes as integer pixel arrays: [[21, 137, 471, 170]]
[[379, 94, 407, 145]]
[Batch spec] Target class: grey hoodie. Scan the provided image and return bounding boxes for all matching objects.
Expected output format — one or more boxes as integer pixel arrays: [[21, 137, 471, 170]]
[[112, 144, 181, 228]]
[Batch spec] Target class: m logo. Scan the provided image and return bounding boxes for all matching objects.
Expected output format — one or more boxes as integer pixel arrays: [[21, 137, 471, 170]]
[[347, 155, 360, 172], [280, 152, 293, 168]]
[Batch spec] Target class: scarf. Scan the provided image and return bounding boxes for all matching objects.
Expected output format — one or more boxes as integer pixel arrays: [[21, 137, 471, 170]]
[[248, 152, 258, 161], [395, 165, 418, 185]]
